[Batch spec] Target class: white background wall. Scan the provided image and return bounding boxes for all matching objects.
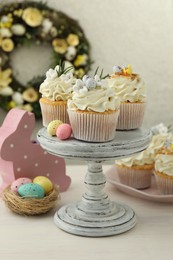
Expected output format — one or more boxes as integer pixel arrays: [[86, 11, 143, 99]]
[[1, 0, 173, 131]]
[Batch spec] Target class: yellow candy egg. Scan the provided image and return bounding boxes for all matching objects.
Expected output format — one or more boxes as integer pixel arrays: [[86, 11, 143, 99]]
[[47, 120, 63, 136], [33, 176, 53, 194]]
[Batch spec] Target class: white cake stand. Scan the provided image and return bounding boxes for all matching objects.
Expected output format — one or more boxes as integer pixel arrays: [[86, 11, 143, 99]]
[[37, 128, 151, 237]]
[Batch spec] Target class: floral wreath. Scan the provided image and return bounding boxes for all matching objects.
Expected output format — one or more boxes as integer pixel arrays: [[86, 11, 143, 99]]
[[0, 1, 91, 118]]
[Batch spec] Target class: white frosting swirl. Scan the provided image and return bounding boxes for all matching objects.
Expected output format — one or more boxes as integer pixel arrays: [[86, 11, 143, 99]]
[[39, 71, 74, 101], [116, 133, 172, 167], [115, 150, 153, 167], [68, 86, 120, 112], [155, 154, 173, 176], [108, 75, 146, 102]]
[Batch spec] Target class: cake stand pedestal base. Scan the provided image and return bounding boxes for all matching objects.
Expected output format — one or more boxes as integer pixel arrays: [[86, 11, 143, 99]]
[[37, 128, 151, 237], [54, 161, 136, 237]]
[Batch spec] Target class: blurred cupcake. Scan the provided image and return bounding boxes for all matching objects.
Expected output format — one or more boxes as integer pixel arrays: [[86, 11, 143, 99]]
[[116, 153, 154, 189], [115, 131, 172, 189], [108, 65, 146, 130], [67, 72, 120, 142], [39, 62, 75, 126], [154, 141, 173, 194]]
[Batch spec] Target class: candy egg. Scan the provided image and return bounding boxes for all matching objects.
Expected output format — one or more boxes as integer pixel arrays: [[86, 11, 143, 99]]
[[33, 176, 53, 194], [113, 65, 122, 73], [47, 120, 63, 136], [11, 177, 32, 192], [18, 183, 45, 198], [85, 78, 96, 89], [56, 123, 72, 140], [82, 75, 89, 83]]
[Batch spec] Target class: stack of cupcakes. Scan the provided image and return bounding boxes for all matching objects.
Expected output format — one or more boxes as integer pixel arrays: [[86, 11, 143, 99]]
[[39, 63, 146, 143], [115, 124, 173, 189], [108, 65, 146, 130]]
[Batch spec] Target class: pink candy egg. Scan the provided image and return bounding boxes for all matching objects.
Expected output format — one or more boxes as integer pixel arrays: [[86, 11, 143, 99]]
[[11, 177, 32, 192], [56, 124, 72, 140]]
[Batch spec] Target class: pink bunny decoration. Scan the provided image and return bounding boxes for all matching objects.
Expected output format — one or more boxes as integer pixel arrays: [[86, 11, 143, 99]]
[[0, 108, 71, 193]]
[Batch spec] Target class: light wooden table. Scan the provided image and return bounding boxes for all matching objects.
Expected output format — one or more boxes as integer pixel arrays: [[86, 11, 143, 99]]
[[0, 164, 173, 260]]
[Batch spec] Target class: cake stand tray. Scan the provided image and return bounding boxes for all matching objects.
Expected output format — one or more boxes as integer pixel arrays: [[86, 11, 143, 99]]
[[37, 128, 151, 237]]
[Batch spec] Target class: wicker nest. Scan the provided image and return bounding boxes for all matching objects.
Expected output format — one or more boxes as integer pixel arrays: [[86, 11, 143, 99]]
[[1, 185, 60, 215]]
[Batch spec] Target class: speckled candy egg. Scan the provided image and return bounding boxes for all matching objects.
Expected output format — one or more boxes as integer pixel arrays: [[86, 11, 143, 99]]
[[33, 176, 53, 194], [11, 177, 32, 192], [18, 183, 45, 198], [56, 124, 72, 140], [47, 120, 63, 136]]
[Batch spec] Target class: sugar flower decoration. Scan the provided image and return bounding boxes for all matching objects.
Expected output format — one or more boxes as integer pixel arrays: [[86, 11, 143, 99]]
[[45, 61, 74, 82], [151, 123, 170, 135]]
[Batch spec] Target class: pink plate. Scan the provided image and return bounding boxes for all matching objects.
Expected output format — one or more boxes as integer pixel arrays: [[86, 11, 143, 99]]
[[106, 166, 173, 203]]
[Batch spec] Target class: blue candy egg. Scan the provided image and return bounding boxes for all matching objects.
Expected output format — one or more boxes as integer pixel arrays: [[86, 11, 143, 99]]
[[85, 78, 96, 89], [18, 183, 45, 198]]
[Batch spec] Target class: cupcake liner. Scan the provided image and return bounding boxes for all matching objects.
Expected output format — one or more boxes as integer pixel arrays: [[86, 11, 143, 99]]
[[117, 102, 146, 130], [68, 109, 119, 142], [116, 164, 152, 189], [40, 99, 69, 127], [154, 171, 173, 195]]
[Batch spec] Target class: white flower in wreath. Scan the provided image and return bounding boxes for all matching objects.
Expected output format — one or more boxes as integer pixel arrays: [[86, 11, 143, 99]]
[[0, 86, 13, 96], [11, 24, 26, 36], [12, 92, 24, 105], [65, 46, 77, 61], [50, 27, 58, 37], [1, 15, 9, 23], [42, 18, 53, 33], [0, 28, 12, 38]]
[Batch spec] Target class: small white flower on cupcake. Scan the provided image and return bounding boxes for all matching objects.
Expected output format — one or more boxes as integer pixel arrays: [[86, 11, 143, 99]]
[[39, 61, 75, 103], [151, 123, 169, 135], [45, 68, 58, 81], [44, 62, 74, 83]]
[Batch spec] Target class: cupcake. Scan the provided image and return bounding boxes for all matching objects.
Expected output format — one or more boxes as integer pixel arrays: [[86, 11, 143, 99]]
[[67, 73, 120, 142], [115, 153, 154, 189], [115, 132, 172, 189], [108, 65, 146, 130], [154, 141, 173, 194], [39, 62, 75, 126]]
